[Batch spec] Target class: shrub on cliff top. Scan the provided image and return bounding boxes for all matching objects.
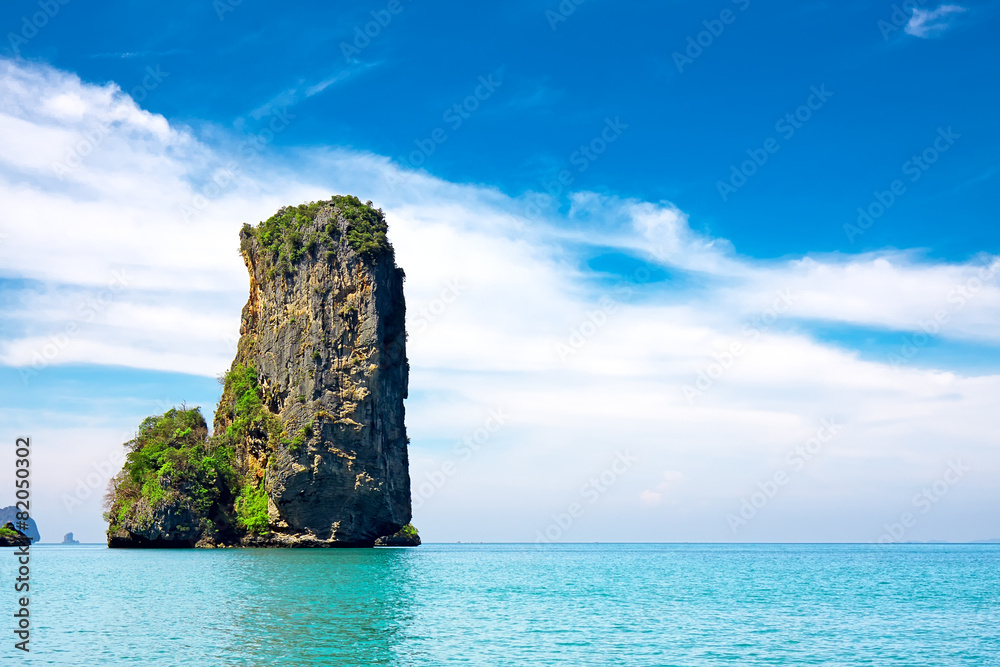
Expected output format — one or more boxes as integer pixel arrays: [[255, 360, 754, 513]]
[[250, 195, 391, 273], [335, 195, 390, 260]]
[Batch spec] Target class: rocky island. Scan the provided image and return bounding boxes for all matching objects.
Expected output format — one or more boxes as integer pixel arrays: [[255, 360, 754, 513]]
[[0, 507, 39, 543], [104, 196, 416, 548], [0, 522, 31, 547], [374, 523, 421, 547]]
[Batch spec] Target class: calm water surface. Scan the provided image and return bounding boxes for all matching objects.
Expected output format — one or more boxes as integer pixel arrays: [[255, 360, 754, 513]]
[[6, 543, 999, 665]]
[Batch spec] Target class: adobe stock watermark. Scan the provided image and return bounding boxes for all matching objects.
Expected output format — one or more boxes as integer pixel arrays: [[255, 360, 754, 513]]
[[52, 65, 169, 177], [716, 85, 833, 202], [672, 0, 752, 73], [222, 330, 241, 355], [340, 0, 415, 61], [386, 70, 502, 187], [6, 0, 72, 58], [18, 270, 131, 385], [180, 106, 295, 223], [411, 408, 508, 509], [555, 296, 618, 362], [554, 260, 663, 362], [12, 436, 31, 653], [213, 0, 243, 21], [683, 289, 795, 404], [544, 0, 586, 30], [67, 399, 176, 512], [844, 126, 960, 243], [874, 460, 970, 543], [876, 0, 932, 40], [62, 450, 124, 512], [535, 450, 638, 544], [409, 279, 466, 335], [888, 259, 998, 368], [726, 418, 843, 534], [524, 116, 629, 220]]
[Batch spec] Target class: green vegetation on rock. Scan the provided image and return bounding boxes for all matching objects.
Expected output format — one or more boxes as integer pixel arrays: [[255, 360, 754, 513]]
[[374, 523, 421, 546], [287, 420, 315, 453], [103, 408, 237, 541], [215, 364, 284, 535], [0, 524, 25, 539], [235, 482, 269, 534], [217, 363, 283, 449], [247, 195, 391, 275], [104, 396, 281, 538], [105, 366, 286, 542], [337, 195, 390, 260]]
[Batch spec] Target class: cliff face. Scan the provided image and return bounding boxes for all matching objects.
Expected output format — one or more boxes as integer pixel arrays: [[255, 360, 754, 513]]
[[105, 196, 412, 548], [217, 197, 411, 546]]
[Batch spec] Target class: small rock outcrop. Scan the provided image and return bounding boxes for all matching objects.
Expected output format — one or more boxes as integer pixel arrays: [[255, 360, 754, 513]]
[[0, 522, 30, 547], [105, 196, 414, 548], [0, 507, 39, 542], [61, 532, 80, 544], [105, 408, 231, 548], [374, 524, 421, 547]]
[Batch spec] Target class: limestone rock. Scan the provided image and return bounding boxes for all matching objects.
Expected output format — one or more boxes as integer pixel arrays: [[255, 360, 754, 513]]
[[217, 197, 412, 546], [104, 196, 413, 548], [375, 524, 421, 547]]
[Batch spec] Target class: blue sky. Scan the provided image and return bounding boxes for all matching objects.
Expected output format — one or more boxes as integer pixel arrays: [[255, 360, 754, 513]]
[[9, 0, 998, 257], [1, 0, 998, 543]]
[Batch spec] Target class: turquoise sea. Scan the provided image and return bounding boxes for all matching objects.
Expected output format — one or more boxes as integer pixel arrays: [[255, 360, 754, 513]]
[[6, 543, 999, 665]]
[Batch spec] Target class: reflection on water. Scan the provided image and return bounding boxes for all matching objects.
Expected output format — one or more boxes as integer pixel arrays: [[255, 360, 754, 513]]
[[223, 548, 416, 664], [15, 545, 417, 665]]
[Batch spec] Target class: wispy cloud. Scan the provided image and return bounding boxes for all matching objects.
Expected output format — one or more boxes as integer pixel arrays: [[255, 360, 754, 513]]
[[246, 62, 379, 120], [499, 76, 562, 113], [248, 87, 299, 120], [905, 4, 967, 38], [89, 49, 192, 59], [305, 72, 350, 97]]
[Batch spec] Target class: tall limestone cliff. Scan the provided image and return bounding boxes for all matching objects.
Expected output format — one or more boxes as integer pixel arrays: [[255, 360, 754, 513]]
[[104, 196, 413, 547], [219, 195, 411, 546]]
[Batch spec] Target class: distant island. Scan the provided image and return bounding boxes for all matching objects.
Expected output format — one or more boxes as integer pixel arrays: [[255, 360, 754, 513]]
[[104, 197, 416, 548], [0, 506, 39, 543], [62, 532, 80, 544]]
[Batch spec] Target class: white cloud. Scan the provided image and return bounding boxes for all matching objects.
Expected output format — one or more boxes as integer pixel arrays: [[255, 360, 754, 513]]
[[1, 58, 999, 544], [905, 4, 967, 38], [640, 490, 662, 506]]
